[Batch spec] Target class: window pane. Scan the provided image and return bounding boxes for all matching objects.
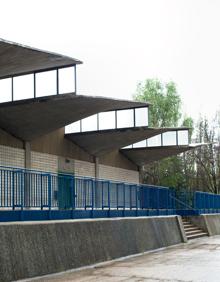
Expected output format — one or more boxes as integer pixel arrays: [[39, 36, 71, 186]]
[[122, 145, 132, 149], [14, 74, 33, 100], [135, 107, 148, 126], [147, 135, 162, 147], [99, 111, 115, 130], [81, 114, 98, 132], [178, 130, 189, 145], [133, 140, 147, 148], [59, 67, 75, 94], [117, 109, 134, 128], [0, 78, 11, 102], [36, 70, 56, 97], [162, 131, 177, 146], [65, 121, 80, 133]]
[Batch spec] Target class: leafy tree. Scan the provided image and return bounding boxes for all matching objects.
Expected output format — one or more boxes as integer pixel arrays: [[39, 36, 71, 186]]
[[193, 116, 220, 193], [134, 79, 181, 127], [134, 78, 220, 194], [134, 78, 186, 189]]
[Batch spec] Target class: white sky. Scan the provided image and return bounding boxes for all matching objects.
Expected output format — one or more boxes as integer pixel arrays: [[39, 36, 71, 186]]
[[0, 0, 220, 121]]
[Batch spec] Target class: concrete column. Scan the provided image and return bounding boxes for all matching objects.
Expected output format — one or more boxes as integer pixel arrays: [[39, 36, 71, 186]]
[[94, 156, 99, 179], [24, 141, 31, 169]]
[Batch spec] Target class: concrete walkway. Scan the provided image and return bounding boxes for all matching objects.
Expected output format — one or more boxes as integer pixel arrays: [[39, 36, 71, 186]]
[[31, 236, 220, 282]]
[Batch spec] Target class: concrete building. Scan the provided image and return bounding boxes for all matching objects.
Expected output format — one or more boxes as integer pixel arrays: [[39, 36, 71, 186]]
[[0, 38, 205, 216], [0, 39, 198, 183]]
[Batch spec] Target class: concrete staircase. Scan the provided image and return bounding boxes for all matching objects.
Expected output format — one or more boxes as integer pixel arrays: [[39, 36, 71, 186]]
[[182, 217, 208, 240]]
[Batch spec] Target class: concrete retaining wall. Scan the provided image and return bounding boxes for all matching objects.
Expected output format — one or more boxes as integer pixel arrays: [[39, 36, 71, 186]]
[[0, 216, 184, 281], [203, 214, 220, 235], [188, 214, 220, 236]]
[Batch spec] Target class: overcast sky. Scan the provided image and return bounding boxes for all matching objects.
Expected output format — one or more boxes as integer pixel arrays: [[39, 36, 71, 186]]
[[0, 0, 219, 121]]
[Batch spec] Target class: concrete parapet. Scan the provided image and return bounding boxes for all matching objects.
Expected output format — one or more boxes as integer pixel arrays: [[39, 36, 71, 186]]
[[0, 216, 184, 281]]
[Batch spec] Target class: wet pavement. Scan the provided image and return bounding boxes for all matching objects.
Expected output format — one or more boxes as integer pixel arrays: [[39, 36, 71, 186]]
[[31, 236, 220, 282]]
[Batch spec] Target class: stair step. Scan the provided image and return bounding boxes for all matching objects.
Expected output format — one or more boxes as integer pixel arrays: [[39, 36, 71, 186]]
[[183, 224, 194, 228], [181, 217, 208, 240], [184, 227, 200, 231], [185, 229, 204, 235], [187, 233, 208, 240]]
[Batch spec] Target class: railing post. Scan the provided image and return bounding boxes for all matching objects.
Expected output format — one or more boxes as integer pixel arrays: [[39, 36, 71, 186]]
[[12, 171, 15, 210], [92, 179, 94, 211], [135, 185, 138, 216], [108, 181, 110, 216], [72, 175, 75, 210], [123, 183, 125, 210], [116, 184, 118, 210], [40, 174, 43, 210], [101, 182, 104, 210], [20, 171, 24, 221], [84, 179, 87, 210], [48, 174, 52, 219]]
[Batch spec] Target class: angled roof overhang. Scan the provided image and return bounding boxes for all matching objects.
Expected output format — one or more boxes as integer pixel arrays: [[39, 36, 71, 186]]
[[0, 38, 82, 79], [121, 144, 204, 166], [0, 93, 148, 141], [65, 127, 179, 157]]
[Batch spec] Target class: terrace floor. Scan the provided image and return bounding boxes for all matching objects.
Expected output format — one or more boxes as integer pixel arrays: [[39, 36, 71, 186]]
[[31, 236, 220, 282]]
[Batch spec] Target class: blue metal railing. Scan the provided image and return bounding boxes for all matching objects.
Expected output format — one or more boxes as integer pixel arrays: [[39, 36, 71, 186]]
[[194, 191, 220, 210], [0, 166, 220, 220], [0, 166, 175, 210]]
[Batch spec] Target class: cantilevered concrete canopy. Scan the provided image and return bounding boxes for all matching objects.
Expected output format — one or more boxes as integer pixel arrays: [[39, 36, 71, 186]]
[[121, 144, 202, 166], [0, 93, 148, 141], [65, 127, 176, 157], [0, 38, 82, 79]]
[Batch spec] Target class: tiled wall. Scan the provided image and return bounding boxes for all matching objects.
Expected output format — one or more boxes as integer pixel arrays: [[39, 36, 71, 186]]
[[0, 145, 24, 168], [99, 164, 139, 184], [74, 160, 95, 178], [0, 144, 139, 184], [31, 151, 58, 173]]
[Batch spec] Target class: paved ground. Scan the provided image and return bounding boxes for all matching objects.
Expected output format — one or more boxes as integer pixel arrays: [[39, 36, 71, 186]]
[[32, 236, 220, 282]]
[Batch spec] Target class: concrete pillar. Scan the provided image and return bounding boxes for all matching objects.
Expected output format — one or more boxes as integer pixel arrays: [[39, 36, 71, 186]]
[[94, 156, 99, 179], [24, 141, 31, 169]]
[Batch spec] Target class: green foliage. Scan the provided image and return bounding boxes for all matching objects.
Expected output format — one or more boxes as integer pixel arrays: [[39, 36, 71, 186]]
[[133, 78, 220, 193], [134, 79, 181, 127], [134, 78, 195, 190], [143, 156, 186, 189], [182, 116, 194, 142]]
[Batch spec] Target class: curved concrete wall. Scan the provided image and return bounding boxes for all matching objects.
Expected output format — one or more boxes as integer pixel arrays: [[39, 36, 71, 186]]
[[0, 216, 183, 281]]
